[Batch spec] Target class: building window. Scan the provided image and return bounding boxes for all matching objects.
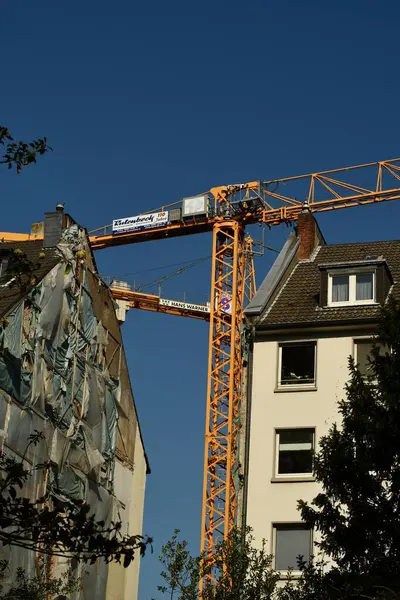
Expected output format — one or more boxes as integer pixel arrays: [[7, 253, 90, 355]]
[[329, 272, 375, 306], [276, 428, 315, 477], [279, 342, 316, 387], [274, 524, 312, 571], [354, 338, 383, 378], [354, 339, 374, 377]]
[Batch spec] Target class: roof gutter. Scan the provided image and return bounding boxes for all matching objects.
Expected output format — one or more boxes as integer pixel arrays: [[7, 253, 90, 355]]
[[255, 316, 379, 334]]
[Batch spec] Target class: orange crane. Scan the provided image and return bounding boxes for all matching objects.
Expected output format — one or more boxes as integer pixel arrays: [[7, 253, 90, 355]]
[[3, 158, 400, 587], [109, 284, 211, 320]]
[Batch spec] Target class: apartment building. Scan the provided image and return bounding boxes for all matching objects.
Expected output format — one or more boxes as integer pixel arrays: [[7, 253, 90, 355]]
[[0, 207, 149, 600], [243, 208, 397, 576]]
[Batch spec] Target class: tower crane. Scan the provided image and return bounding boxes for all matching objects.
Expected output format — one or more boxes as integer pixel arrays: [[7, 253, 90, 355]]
[[3, 158, 400, 588]]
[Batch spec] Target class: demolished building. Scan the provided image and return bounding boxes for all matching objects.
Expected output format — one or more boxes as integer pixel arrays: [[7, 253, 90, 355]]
[[0, 206, 149, 599]]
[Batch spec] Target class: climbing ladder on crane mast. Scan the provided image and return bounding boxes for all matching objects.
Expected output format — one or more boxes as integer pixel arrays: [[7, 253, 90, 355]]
[[3, 158, 400, 588]]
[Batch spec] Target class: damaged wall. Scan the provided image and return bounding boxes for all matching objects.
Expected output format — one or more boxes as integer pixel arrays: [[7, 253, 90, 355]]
[[0, 221, 148, 600]]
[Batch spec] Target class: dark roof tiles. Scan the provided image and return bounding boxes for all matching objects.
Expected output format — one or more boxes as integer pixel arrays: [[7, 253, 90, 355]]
[[261, 240, 400, 326]]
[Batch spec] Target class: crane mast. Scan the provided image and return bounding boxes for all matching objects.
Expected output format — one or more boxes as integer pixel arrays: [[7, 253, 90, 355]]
[[3, 158, 400, 588], [201, 221, 246, 582]]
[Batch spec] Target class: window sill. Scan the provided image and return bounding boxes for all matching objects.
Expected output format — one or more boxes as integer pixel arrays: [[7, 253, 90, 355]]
[[327, 301, 377, 308], [278, 570, 302, 580], [271, 476, 315, 484], [274, 385, 317, 393]]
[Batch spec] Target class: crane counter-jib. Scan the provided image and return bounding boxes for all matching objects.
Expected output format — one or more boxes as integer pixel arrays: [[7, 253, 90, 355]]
[[89, 213, 266, 250], [89, 216, 216, 249]]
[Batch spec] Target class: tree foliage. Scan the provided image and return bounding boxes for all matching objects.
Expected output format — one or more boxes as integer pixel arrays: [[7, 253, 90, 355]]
[[155, 527, 279, 600], [0, 126, 51, 173], [0, 431, 151, 568], [283, 297, 400, 599], [156, 530, 201, 600], [0, 562, 80, 600], [0, 247, 46, 291]]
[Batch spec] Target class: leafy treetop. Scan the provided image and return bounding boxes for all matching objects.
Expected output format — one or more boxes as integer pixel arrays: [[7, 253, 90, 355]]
[[0, 126, 51, 173]]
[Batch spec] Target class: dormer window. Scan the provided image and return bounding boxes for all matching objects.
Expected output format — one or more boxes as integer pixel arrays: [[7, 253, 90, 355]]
[[328, 271, 375, 306], [319, 258, 391, 309]]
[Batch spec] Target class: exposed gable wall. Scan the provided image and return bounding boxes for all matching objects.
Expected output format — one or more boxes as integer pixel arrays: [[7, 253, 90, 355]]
[[0, 220, 148, 600]]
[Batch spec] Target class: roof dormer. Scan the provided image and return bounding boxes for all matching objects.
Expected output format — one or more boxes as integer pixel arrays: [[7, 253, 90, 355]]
[[319, 257, 393, 308]]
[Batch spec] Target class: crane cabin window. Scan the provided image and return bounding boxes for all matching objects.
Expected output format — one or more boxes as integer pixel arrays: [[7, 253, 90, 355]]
[[278, 342, 316, 388]]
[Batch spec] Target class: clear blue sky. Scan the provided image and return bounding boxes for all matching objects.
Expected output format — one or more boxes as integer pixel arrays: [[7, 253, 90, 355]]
[[2, 1, 400, 597]]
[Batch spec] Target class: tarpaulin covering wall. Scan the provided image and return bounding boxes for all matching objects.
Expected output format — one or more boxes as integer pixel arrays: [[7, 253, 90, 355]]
[[0, 224, 129, 598]]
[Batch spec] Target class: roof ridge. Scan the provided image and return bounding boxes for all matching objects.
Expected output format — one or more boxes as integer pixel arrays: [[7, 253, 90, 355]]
[[323, 239, 400, 248]]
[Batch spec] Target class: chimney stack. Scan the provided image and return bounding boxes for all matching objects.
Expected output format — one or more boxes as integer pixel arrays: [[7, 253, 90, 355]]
[[43, 204, 66, 248], [296, 205, 318, 260]]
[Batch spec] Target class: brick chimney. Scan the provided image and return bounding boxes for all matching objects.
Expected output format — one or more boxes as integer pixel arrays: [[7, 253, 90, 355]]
[[296, 205, 320, 260]]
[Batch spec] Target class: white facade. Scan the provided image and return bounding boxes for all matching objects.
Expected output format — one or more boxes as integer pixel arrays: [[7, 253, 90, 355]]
[[245, 328, 373, 573], [107, 424, 147, 600], [243, 214, 396, 576]]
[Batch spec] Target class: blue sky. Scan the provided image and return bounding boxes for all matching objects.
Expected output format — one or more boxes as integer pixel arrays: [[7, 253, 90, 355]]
[[2, 0, 400, 597]]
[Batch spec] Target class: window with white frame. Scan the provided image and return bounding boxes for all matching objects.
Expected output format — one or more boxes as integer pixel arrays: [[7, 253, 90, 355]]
[[328, 271, 375, 306], [274, 524, 312, 571], [279, 342, 316, 387], [275, 428, 315, 477]]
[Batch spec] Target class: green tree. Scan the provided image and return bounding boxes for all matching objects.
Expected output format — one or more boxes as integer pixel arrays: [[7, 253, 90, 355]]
[[0, 562, 80, 600], [282, 298, 400, 599], [0, 247, 47, 291], [0, 431, 150, 568], [0, 126, 51, 173], [155, 528, 279, 600]]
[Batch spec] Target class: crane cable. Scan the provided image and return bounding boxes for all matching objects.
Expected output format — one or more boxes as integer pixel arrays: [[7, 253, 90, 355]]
[[108, 240, 278, 292], [107, 255, 212, 293], [109, 255, 212, 279], [137, 255, 211, 292]]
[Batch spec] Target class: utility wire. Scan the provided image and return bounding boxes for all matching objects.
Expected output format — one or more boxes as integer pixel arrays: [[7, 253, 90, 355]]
[[138, 256, 211, 292], [252, 241, 279, 253], [108, 255, 212, 279]]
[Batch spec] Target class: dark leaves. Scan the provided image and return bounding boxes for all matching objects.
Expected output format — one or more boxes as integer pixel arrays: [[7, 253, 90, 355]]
[[0, 126, 52, 174], [0, 450, 151, 567], [0, 562, 81, 599], [295, 297, 400, 598], [2, 248, 45, 292], [154, 527, 279, 600]]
